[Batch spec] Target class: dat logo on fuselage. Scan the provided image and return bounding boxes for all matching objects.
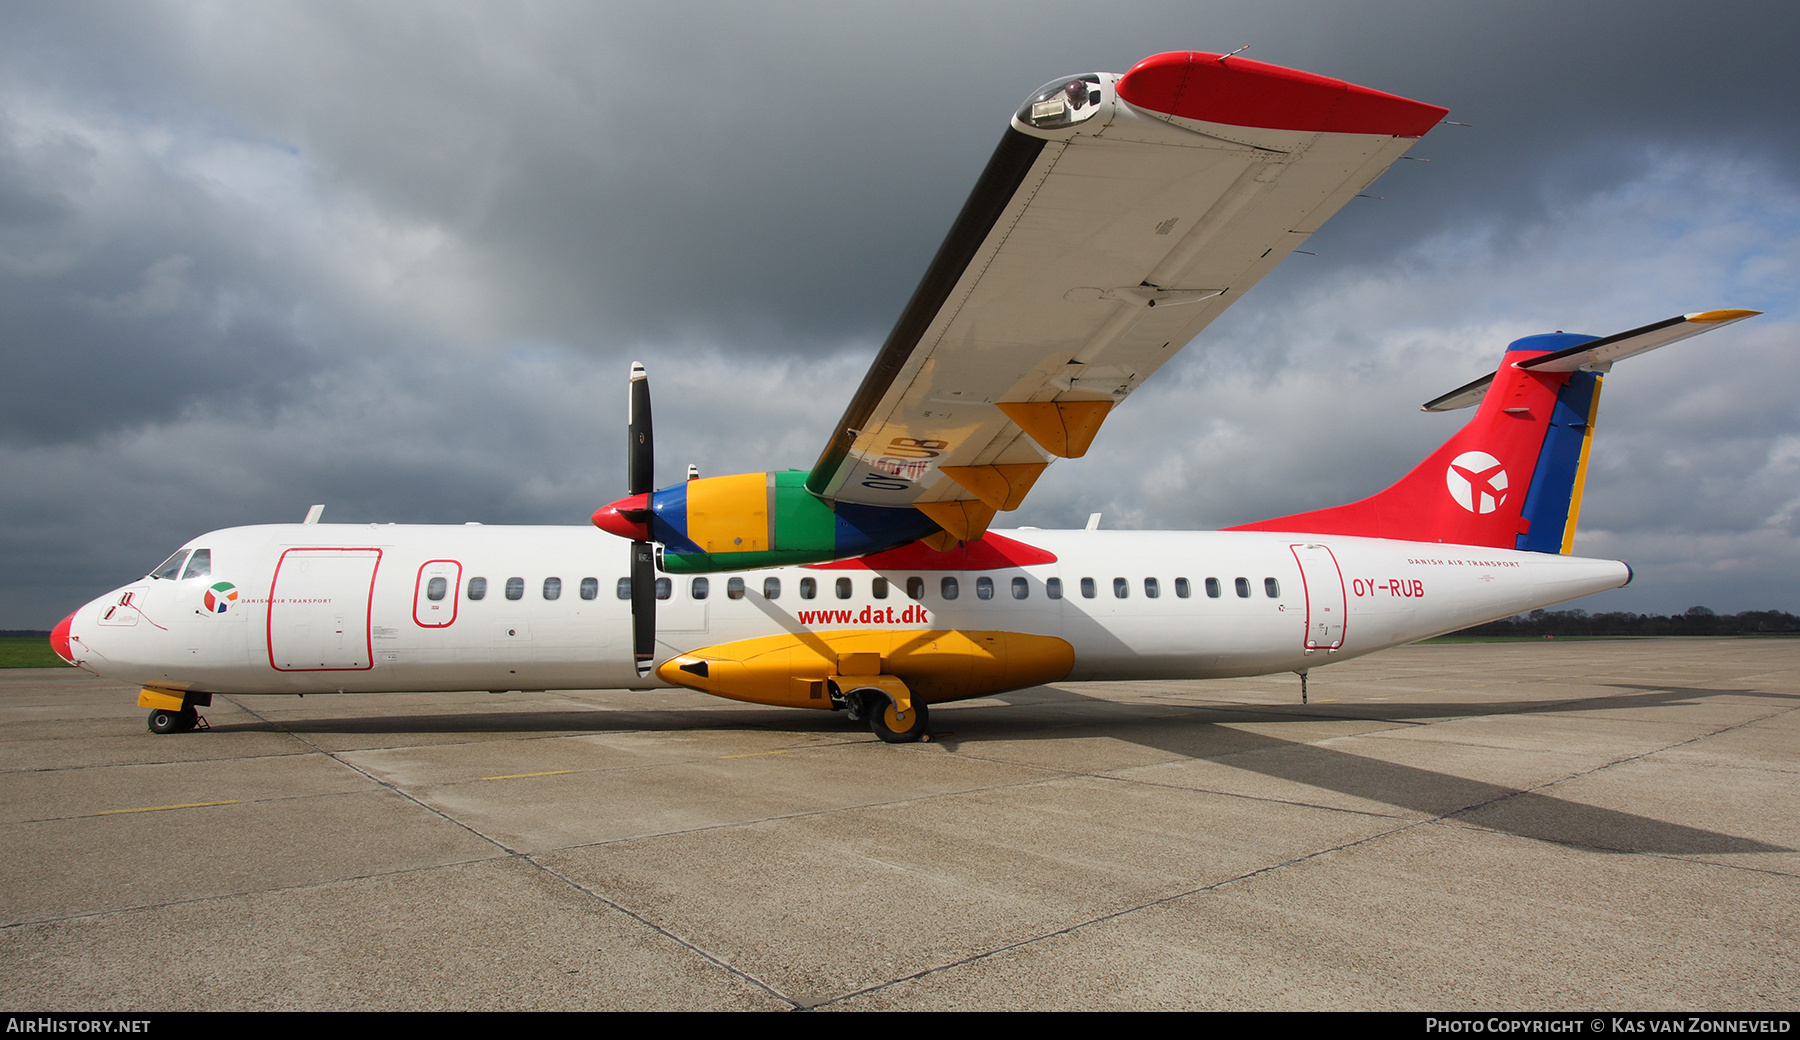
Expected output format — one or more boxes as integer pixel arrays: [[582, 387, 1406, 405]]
[[1446, 451, 1508, 514]]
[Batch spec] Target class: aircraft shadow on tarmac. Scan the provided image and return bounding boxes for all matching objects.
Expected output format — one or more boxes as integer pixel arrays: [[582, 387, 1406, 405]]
[[209, 680, 1792, 858]]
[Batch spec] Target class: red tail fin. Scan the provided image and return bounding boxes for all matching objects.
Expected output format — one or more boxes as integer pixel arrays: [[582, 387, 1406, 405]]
[[1228, 335, 1598, 550]]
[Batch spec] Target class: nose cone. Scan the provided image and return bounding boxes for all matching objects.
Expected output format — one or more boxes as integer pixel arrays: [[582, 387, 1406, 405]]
[[592, 493, 652, 541], [50, 612, 75, 665]]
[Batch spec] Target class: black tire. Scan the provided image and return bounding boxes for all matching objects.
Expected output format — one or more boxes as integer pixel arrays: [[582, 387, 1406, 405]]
[[867, 695, 929, 743], [146, 707, 197, 734]]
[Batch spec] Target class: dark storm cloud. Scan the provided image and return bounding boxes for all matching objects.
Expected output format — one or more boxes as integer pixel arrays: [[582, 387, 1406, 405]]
[[3, 0, 1798, 625]]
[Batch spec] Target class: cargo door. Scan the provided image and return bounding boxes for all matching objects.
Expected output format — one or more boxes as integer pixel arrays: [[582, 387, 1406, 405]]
[[268, 548, 382, 670]]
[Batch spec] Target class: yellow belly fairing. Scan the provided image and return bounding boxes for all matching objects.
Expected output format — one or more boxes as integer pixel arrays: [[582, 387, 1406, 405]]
[[657, 629, 1075, 709]]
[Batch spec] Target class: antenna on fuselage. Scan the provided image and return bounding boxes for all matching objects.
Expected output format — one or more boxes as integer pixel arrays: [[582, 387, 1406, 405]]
[[303, 504, 324, 525], [1085, 512, 1102, 531]]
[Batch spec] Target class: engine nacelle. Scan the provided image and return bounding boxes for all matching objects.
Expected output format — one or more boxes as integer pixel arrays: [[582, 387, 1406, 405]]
[[594, 469, 940, 573]]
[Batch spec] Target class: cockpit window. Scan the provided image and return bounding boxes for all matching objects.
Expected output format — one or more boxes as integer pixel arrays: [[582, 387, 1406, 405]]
[[180, 549, 212, 581], [151, 551, 189, 580]]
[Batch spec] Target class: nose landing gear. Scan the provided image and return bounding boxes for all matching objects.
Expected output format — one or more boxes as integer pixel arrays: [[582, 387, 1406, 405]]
[[146, 707, 206, 734], [139, 688, 211, 734]]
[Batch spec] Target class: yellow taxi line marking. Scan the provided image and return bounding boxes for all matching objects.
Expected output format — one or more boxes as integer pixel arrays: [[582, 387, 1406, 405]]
[[480, 770, 573, 781], [97, 799, 240, 816], [721, 749, 793, 759]]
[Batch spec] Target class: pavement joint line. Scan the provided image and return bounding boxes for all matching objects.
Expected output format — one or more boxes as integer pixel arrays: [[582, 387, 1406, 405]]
[[480, 770, 574, 780], [1435, 700, 1800, 833], [720, 749, 792, 759], [13, 787, 405, 825], [94, 799, 240, 816], [1082, 771, 1420, 822], [230, 696, 800, 1005], [545, 770, 1093, 855], [223, 696, 523, 858], [334, 736, 882, 787], [0, 749, 322, 776], [0, 854, 512, 931], [1423, 817, 1800, 879], [526, 857, 799, 1009], [814, 814, 1430, 1009], [816, 701, 1800, 1008]]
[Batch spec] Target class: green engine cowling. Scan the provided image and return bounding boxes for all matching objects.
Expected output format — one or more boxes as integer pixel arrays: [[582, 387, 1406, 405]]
[[634, 470, 941, 573]]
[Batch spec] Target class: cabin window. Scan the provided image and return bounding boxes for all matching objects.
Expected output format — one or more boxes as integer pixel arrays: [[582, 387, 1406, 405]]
[[1265, 578, 1281, 598], [1144, 577, 1159, 599], [727, 577, 746, 600], [1175, 578, 1190, 598], [1046, 577, 1062, 599], [1080, 577, 1096, 599], [469, 577, 489, 601], [505, 577, 524, 600], [836, 577, 853, 600], [181, 549, 212, 580], [941, 577, 959, 600], [426, 577, 448, 601], [654, 577, 672, 600], [800, 577, 817, 599], [615, 578, 630, 600], [691, 577, 709, 600], [1113, 577, 1129, 599], [976, 577, 994, 600], [872, 577, 889, 599], [1012, 577, 1029, 600], [1235, 577, 1251, 598], [906, 577, 925, 601], [1205, 577, 1221, 598], [543, 577, 562, 600], [151, 550, 188, 580], [580, 577, 599, 600], [763, 577, 781, 599]]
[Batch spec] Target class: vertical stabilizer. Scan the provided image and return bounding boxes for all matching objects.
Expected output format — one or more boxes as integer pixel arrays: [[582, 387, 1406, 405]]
[[1229, 309, 1757, 551], [1229, 335, 1591, 550]]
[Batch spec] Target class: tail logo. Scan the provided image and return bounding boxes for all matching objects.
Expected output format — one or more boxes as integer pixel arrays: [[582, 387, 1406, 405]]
[[1446, 451, 1509, 514]]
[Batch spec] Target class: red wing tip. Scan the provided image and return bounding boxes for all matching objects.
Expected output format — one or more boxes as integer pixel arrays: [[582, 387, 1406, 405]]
[[1117, 50, 1448, 137]]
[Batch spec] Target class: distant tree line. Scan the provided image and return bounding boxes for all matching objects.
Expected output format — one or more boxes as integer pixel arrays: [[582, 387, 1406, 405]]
[[1455, 607, 1800, 638]]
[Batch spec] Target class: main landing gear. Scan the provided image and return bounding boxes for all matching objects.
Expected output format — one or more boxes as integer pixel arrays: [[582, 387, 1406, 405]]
[[842, 685, 930, 744], [869, 698, 930, 743]]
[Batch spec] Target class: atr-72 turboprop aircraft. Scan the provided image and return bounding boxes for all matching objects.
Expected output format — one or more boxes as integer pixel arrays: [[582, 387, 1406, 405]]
[[52, 50, 1756, 742]]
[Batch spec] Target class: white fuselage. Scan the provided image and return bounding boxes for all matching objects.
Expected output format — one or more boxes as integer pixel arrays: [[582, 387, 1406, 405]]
[[63, 523, 1630, 700]]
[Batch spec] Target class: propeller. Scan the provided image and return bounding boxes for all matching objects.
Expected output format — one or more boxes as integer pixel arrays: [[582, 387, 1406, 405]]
[[627, 362, 655, 677]]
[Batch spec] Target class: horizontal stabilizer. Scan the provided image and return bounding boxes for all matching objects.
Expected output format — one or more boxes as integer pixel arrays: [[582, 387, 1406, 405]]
[[1422, 309, 1760, 411], [1420, 372, 1494, 413]]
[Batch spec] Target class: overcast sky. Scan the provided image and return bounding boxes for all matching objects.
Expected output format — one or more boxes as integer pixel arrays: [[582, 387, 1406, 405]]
[[4, 0, 1797, 628]]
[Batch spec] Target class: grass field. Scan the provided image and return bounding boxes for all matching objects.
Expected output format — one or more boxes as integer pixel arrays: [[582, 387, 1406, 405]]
[[0, 637, 66, 668]]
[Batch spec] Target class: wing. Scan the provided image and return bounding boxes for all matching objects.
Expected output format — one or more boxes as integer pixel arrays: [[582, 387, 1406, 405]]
[[807, 51, 1448, 540]]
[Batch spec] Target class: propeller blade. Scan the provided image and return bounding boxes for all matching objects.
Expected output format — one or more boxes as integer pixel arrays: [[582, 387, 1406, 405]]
[[628, 362, 654, 497], [631, 540, 655, 677]]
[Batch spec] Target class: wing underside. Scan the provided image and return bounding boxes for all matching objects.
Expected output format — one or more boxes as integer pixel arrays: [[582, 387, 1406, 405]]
[[808, 52, 1448, 540]]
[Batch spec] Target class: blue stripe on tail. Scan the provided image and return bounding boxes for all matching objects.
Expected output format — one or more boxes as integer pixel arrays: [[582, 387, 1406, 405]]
[[1516, 369, 1600, 553]]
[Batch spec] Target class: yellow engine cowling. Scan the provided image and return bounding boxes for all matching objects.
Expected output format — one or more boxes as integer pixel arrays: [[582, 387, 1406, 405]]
[[657, 630, 1075, 709]]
